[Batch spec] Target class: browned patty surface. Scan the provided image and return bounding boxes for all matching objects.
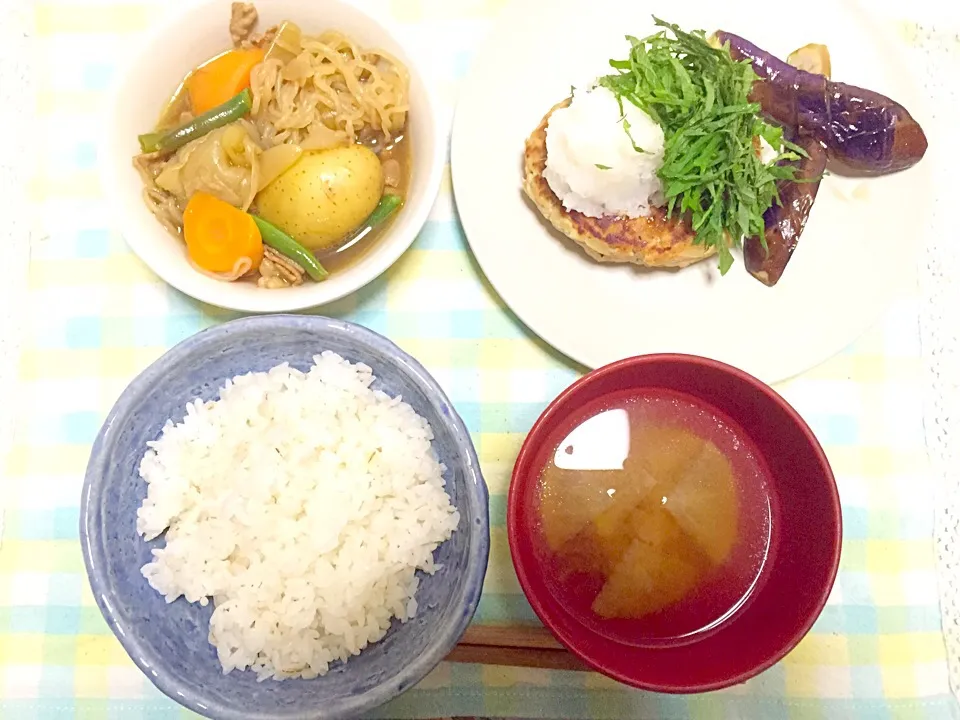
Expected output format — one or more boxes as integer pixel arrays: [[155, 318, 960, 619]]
[[522, 99, 716, 269]]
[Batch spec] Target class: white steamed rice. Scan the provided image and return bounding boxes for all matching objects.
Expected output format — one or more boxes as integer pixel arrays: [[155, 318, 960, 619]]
[[136, 351, 460, 681]]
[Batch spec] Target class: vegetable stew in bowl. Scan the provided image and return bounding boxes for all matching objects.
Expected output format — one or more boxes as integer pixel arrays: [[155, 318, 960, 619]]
[[133, 2, 411, 290]]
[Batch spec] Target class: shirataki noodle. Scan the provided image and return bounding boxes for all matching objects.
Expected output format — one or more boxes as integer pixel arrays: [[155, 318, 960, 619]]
[[189, 255, 255, 283], [250, 30, 409, 149]]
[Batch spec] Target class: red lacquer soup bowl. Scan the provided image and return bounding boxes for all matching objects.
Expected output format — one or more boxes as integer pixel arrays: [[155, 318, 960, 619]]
[[507, 354, 841, 693]]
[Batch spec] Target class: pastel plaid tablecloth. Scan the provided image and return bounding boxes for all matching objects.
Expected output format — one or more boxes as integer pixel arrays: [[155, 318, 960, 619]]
[[2, 0, 958, 717]]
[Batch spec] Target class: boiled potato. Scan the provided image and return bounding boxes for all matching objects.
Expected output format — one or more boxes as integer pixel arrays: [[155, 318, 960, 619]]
[[255, 145, 384, 251]]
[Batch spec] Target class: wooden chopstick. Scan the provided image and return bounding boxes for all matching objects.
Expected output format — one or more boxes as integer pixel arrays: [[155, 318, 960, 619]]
[[446, 625, 589, 671], [458, 624, 566, 650], [446, 643, 589, 671]]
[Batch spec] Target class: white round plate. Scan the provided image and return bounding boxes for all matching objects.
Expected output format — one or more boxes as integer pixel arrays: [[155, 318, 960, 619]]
[[451, 0, 931, 383]]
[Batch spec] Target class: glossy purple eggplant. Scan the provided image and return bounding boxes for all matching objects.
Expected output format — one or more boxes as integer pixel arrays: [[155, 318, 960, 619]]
[[744, 137, 828, 286], [715, 31, 927, 176]]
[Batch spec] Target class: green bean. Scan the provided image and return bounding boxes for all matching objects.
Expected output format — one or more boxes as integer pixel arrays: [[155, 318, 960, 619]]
[[138, 89, 253, 154], [247, 193, 402, 283], [363, 193, 404, 229], [250, 215, 329, 282]]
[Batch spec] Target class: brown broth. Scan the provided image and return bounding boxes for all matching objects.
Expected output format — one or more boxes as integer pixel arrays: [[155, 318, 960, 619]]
[[535, 389, 775, 647]]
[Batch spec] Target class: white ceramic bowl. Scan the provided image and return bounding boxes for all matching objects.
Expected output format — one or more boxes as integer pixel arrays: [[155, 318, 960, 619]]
[[103, 0, 444, 313]]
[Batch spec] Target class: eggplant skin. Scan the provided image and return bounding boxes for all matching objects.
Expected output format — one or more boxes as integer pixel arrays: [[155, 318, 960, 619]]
[[744, 138, 828, 286], [716, 31, 928, 176]]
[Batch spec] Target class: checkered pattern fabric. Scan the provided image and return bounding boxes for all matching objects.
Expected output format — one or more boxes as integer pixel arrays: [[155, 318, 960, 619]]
[[3, 1, 955, 717]]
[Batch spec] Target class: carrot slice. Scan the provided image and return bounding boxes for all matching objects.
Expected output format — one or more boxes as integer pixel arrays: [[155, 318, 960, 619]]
[[186, 48, 265, 116], [183, 192, 263, 276]]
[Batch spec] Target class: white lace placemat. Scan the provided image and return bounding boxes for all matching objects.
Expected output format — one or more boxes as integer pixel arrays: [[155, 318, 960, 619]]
[[905, 21, 960, 703]]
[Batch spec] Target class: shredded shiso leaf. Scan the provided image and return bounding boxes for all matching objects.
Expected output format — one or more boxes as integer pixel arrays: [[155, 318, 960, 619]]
[[600, 18, 805, 274]]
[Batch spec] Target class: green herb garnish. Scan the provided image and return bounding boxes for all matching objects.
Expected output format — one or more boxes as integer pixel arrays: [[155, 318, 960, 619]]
[[595, 164, 612, 170], [599, 18, 802, 274]]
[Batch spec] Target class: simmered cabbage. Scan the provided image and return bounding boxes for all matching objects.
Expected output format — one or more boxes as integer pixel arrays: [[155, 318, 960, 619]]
[[154, 121, 262, 211]]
